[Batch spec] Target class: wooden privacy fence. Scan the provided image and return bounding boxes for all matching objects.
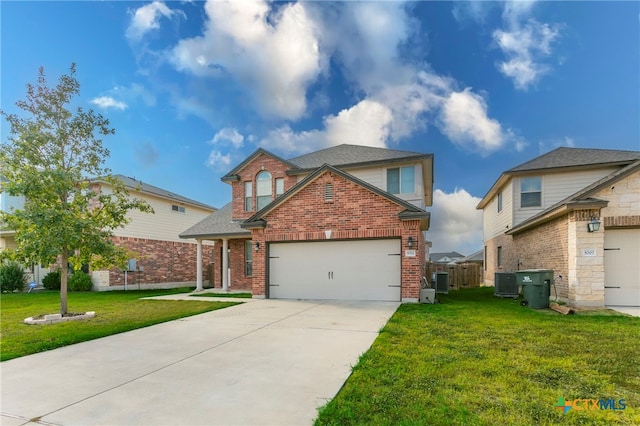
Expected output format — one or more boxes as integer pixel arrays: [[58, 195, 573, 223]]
[[425, 262, 481, 290]]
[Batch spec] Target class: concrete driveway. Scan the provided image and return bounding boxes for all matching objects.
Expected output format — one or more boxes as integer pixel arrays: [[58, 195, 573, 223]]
[[1, 298, 399, 426]]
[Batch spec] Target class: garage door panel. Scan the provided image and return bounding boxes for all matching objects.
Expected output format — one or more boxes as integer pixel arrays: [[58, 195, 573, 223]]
[[604, 229, 640, 307], [269, 239, 401, 301]]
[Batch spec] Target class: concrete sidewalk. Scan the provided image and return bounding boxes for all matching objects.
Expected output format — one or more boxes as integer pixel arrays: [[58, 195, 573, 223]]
[[1, 299, 399, 426]]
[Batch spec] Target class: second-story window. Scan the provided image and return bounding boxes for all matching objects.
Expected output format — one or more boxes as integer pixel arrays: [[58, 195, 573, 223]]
[[275, 178, 284, 197], [387, 166, 415, 195], [244, 182, 253, 211], [256, 171, 272, 210], [497, 191, 503, 212], [520, 177, 542, 208]]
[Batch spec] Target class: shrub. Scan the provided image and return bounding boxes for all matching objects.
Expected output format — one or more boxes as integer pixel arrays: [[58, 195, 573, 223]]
[[68, 271, 93, 291], [0, 261, 27, 292], [42, 269, 61, 290]]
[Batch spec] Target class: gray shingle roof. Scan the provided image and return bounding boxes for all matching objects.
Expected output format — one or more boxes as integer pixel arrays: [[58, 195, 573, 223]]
[[508, 147, 640, 172], [112, 175, 216, 210], [288, 144, 429, 169], [180, 203, 250, 239]]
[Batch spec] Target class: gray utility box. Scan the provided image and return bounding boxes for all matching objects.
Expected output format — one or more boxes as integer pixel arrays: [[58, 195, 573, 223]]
[[515, 269, 553, 309], [420, 288, 436, 304]]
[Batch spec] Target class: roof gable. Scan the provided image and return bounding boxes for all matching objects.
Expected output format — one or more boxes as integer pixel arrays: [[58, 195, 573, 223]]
[[241, 164, 429, 229], [507, 160, 640, 234], [477, 147, 640, 209], [221, 148, 300, 182]]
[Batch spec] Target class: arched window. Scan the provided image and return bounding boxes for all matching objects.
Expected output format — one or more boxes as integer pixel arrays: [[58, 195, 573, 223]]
[[256, 171, 272, 210]]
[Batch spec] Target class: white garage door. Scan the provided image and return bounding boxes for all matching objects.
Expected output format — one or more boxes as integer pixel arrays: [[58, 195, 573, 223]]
[[604, 229, 640, 307], [269, 239, 401, 301]]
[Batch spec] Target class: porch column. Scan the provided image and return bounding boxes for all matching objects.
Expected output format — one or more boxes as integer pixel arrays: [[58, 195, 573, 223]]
[[222, 238, 229, 292], [195, 239, 203, 292]]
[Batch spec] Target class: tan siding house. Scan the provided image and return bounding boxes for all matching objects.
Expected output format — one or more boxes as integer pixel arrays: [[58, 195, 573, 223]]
[[91, 175, 217, 290], [478, 147, 640, 308]]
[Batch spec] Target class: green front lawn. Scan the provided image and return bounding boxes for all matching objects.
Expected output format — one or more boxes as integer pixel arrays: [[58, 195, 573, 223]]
[[316, 287, 640, 426], [1, 288, 240, 361]]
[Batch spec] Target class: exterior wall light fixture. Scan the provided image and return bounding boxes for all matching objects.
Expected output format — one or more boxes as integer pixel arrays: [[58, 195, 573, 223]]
[[587, 217, 601, 233], [408, 236, 415, 247], [255, 241, 260, 251]]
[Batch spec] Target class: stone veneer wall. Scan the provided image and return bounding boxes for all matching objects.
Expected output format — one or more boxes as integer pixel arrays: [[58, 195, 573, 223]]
[[566, 210, 605, 307]]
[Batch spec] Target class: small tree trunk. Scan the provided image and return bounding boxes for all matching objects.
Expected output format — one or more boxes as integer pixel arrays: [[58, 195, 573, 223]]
[[60, 250, 68, 315]]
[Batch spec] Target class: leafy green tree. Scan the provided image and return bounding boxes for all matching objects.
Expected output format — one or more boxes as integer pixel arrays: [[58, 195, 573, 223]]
[[0, 64, 153, 314]]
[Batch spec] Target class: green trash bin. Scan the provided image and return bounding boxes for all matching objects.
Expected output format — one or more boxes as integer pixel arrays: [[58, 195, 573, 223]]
[[515, 269, 553, 309]]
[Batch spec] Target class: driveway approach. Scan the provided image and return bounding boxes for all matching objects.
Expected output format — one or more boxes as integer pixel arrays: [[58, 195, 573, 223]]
[[1, 298, 399, 426]]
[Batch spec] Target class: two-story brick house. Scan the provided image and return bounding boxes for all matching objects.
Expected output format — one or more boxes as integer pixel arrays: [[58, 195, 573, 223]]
[[180, 144, 433, 302], [477, 147, 640, 308]]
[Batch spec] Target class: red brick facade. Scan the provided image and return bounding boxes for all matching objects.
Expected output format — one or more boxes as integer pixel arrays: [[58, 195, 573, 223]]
[[512, 215, 570, 298], [105, 236, 216, 287], [231, 153, 297, 220], [209, 238, 253, 291], [248, 170, 425, 300]]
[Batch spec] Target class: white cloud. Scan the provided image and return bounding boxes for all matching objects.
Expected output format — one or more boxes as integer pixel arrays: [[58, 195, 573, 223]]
[[206, 128, 246, 169], [429, 188, 483, 255], [126, 1, 184, 42], [438, 89, 505, 153], [494, 1, 560, 90], [90, 96, 128, 111], [325, 100, 393, 148], [206, 150, 232, 168], [170, 0, 322, 120], [211, 128, 244, 149], [159, 0, 522, 158]]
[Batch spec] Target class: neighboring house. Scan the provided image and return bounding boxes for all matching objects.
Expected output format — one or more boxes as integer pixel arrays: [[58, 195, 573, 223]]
[[1, 175, 217, 289], [429, 251, 465, 264], [477, 147, 640, 308], [456, 249, 484, 266], [0, 179, 50, 284], [180, 144, 433, 302]]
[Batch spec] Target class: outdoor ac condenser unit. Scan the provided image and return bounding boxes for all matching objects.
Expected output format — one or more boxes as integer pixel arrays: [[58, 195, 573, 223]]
[[434, 272, 449, 294], [494, 272, 518, 298]]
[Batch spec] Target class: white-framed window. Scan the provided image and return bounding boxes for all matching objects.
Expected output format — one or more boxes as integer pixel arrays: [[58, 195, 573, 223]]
[[387, 166, 415, 194], [275, 178, 284, 197], [520, 177, 542, 208], [256, 171, 272, 210], [497, 191, 503, 213], [244, 181, 253, 211], [245, 240, 253, 276], [171, 204, 185, 213]]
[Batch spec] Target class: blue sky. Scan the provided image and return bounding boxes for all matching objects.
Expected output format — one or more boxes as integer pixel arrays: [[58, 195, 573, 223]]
[[2, 1, 639, 255]]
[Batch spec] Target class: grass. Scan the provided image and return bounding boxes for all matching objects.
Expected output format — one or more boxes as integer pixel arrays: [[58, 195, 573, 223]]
[[190, 292, 253, 298], [315, 287, 640, 426], [0, 288, 240, 361]]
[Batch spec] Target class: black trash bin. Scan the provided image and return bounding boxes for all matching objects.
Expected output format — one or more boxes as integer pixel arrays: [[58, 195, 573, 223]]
[[515, 269, 553, 309]]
